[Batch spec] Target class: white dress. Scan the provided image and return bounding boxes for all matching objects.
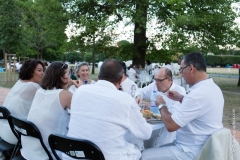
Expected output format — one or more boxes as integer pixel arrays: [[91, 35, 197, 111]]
[[0, 80, 40, 144], [20, 88, 70, 160], [69, 79, 96, 94]]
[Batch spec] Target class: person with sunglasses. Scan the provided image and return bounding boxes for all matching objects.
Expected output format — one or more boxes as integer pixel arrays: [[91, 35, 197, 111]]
[[20, 61, 81, 159], [141, 52, 224, 160], [135, 67, 186, 147]]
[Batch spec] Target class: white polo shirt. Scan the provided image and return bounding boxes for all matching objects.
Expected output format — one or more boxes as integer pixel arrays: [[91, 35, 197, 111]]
[[172, 78, 224, 156]]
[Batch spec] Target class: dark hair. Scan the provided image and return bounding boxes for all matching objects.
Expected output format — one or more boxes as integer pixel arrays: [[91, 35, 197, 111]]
[[98, 59, 123, 84], [19, 60, 45, 80], [164, 68, 172, 80], [40, 61, 68, 90], [146, 60, 151, 65], [183, 52, 206, 72], [75, 62, 89, 78], [120, 61, 127, 76]]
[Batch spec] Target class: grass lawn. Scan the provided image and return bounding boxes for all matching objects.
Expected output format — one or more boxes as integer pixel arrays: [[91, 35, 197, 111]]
[[0, 69, 240, 131]]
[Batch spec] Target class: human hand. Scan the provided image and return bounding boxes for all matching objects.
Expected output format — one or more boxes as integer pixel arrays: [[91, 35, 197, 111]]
[[135, 95, 142, 104], [167, 90, 184, 103], [71, 80, 83, 88], [139, 101, 150, 110], [155, 95, 166, 106]]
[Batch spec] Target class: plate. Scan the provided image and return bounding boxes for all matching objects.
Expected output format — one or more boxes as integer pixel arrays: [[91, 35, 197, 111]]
[[146, 118, 162, 124]]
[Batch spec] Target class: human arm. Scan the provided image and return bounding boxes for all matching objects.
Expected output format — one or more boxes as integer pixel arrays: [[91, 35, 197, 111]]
[[160, 106, 181, 132], [134, 82, 156, 103], [127, 101, 152, 140], [60, 90, 72, 109], [167, 90, 184, 103]]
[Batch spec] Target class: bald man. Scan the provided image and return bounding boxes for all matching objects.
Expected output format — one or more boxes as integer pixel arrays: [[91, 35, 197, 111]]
[[135, 67, 186, 147]]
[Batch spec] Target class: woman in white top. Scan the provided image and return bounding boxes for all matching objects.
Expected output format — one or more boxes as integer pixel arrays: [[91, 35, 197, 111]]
[[20, 61, 81, 160], [69, 62, 96, 93], [146, 60, 152, 75], [0, 60, 45, 145]]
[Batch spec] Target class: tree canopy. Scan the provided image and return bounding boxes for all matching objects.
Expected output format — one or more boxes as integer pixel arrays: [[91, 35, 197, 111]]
[[62, 0, 238, 66]]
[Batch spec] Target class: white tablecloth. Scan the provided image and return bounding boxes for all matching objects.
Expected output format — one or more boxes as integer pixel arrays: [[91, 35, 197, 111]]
[[144, 122, 176, 149]]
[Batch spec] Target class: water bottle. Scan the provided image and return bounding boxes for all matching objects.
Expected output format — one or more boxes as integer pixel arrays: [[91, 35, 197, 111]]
[[150, 91, 160, 115]]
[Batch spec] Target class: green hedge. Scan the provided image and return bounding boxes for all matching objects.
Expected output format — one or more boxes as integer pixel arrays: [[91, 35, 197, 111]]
[[204, 55, 240, 67]]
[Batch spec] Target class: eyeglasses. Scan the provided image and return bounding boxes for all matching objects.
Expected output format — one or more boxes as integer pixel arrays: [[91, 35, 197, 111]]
[[179, 65, 189, 73], [154, 77, 169, 83]]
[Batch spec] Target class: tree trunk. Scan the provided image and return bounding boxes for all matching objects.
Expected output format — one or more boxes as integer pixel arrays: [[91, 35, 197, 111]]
[[91, 48, 95, 74], [133, 0, 148, 68], [238, 69, 240, 87]]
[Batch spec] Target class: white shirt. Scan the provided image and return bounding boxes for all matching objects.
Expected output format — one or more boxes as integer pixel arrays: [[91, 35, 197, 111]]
[[127, 68, 138, 82], [172, 78, 224, 156], [135, 81, 186, 146], [21, 88, 70, 160], [121, 77, 138, 97], [68, 80, 96, 94], [0, 80, 40, 144], [64, 80, 152, 160]]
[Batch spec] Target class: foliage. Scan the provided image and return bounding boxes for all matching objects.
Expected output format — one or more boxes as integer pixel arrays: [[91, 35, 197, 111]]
[[205, 55, 240, 66], [62, 0, 238, 67], [0, 0, 22, 56], [17, 0, 68, 60], [64, 52, 82, 63]]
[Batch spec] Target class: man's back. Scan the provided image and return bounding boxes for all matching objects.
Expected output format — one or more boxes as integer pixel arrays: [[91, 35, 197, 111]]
[[66, 80, 151, 160]]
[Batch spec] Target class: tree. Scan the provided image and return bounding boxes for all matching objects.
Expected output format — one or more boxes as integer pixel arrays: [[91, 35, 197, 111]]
[[17, 0, 68, 60], [62, 0, 238, 67], [0, 0, 22, 57]]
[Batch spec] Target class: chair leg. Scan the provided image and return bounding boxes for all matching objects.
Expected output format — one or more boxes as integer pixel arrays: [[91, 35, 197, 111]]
[[10, 141, 21, 159]]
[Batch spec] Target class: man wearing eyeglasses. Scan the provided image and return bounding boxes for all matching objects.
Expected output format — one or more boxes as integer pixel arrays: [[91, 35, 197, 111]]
[[135, 67, 186, 147], [141, 52, 224, 160]]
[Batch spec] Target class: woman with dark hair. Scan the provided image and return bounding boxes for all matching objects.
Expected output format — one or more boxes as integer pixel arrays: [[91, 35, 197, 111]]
[[20, 61, 80, 159], [69, 62, 95, 93], [0, 60, 45, 147], [145, 60, 152, 75]]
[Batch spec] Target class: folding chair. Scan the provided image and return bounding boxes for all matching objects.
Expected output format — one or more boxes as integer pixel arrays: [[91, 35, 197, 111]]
[[8, 114, 53, 160], [0, 106, 20, 159], [48, 134, 105, 160]]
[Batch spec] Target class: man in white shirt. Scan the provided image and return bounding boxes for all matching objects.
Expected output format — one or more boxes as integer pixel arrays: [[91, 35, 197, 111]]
[[141, 52, 224, 160], [135, 67, 186, 147], [65, 59, 152, 160]]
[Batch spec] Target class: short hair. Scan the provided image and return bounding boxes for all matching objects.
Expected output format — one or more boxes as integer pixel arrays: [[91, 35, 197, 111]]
[[120, 61, 127, 76], [40, 61, 68, 90], [75, 62, 89, 78], [164, 67, 172, 80], [98, 59, 123, 84], [146, 60, 151, 65], [19, 60, 45, 80], [182, 52, 206, 72]]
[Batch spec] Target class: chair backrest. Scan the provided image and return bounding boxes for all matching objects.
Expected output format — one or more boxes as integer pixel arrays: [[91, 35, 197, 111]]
[[8, 114, 53, 160], [194, 128, 240, 160], [48, 134, 105, 160], [0, 106, 10, 120]]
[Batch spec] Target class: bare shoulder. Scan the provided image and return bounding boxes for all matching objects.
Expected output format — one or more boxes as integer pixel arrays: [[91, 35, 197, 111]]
[[59, 90, 72, 109], [60, 90, 72, 98]]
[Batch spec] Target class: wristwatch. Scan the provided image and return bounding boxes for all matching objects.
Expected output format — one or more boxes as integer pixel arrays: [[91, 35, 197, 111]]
[[158, 104, 166, 110]]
